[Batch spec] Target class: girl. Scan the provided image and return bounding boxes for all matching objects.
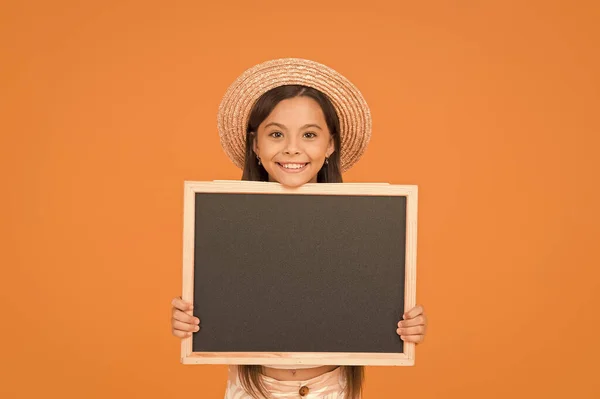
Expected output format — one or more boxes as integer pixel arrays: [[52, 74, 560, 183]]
[[171, 59, 428, 398]]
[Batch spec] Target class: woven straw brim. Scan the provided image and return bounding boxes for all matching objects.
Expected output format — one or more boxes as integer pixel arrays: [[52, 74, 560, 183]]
[[217, 58, 372, 172]]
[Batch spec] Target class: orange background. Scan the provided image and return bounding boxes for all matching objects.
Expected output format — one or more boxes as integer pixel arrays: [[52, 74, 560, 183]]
[[2, 1, 599, 398]]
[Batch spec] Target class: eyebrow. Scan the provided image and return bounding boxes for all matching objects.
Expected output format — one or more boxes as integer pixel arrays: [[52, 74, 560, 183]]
[[263, 122, 323, 130]]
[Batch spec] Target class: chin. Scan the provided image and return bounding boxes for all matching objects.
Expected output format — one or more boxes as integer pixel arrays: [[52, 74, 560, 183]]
[[265, 162, 320, 187], [275, 176, 313, 188], [269, 171, 316, 188]]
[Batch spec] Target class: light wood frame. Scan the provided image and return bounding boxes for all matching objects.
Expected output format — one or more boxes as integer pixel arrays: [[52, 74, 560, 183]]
[[180, 180, 418, 366]]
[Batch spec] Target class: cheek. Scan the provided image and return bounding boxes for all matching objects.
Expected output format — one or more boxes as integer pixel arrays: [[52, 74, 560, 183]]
[[255, 138, 276, 157], [309, 141, 331, 158], [261, 147, 280, 159]]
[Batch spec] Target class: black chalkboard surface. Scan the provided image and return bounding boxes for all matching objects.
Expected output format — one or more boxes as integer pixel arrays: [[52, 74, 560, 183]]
[[180, 181, 418, 366]]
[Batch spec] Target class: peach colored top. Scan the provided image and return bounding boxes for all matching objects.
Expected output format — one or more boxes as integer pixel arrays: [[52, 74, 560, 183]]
[[264, 364, 323, 369]]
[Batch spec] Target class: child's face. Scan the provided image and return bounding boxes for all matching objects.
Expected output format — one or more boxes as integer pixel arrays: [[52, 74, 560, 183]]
[[253, 96, 334, 188]]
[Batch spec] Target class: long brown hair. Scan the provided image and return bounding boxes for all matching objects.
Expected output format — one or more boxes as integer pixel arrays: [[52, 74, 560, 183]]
[[241, 84, 343, 183], [237, 85, 363, 398]]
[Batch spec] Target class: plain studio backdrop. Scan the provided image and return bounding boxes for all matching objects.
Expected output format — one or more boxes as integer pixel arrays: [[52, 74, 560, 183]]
[[1, 1, 599, 398]]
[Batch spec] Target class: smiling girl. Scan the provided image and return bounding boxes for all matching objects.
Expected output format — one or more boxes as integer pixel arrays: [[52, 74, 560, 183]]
[[171, 59, 427, 398]]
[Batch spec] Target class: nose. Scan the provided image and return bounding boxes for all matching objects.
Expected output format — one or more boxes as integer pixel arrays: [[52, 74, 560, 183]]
[[283, 136, 301, 155]]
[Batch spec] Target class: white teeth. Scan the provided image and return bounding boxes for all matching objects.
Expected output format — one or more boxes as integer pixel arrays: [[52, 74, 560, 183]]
[[281, 163, 306, 169]]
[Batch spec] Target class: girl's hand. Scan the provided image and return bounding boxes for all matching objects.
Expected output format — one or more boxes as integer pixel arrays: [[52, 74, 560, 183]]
[[397, 304, 427, 344], [171, 296, 200, 338]]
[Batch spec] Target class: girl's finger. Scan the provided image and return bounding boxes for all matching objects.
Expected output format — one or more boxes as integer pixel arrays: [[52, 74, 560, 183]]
[[171, 297, 194, 311], [172, 320, 200, 333], [397, 315, 426, 328], [401, 334, 425, 344], [172, 329, 193, 338], [402, 304, 424, 320], [396, 325, 425, 336], [172, 309, 200, 325]]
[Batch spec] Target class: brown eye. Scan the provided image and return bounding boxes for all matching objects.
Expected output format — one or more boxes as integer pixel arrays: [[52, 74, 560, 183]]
[[304, 132, 317, 138], [269, 131, 283, 138]]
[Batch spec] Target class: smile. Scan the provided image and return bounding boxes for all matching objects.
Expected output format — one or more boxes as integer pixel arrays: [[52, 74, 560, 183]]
[[276, 162, 309, 172]]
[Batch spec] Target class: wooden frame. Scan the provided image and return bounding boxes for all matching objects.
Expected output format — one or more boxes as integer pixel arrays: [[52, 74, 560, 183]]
[[180, 180, 418, 366]]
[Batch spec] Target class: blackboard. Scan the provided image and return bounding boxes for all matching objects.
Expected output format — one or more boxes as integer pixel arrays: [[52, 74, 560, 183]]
[[180, 181, 418, 366]]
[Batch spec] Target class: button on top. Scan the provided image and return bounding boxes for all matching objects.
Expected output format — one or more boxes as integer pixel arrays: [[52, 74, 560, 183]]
[[299, 386, 309, 396]]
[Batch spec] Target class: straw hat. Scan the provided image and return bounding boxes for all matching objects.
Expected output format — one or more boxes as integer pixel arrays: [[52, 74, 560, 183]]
[[217, 58, 372, 172]]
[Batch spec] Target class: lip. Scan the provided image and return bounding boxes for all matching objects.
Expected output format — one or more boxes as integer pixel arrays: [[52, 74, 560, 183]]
[[276, 162, 309, 173]]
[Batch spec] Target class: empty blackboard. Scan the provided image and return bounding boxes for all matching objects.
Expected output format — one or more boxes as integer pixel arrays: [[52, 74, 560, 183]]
[[180, 181, 418, 366]]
